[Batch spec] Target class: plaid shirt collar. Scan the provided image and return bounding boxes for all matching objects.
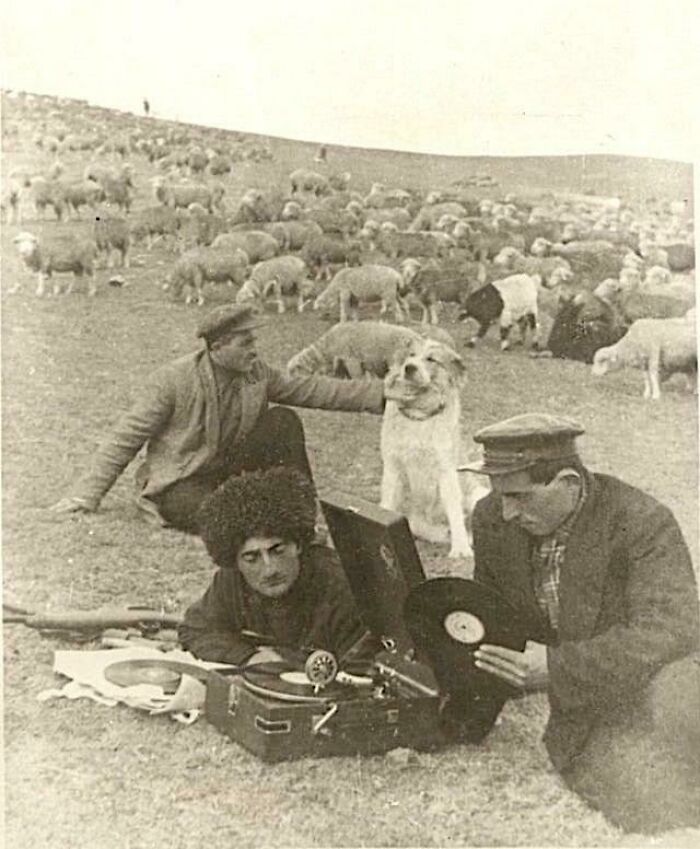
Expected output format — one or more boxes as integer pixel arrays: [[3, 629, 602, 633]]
[[531, 473, 589, 633]]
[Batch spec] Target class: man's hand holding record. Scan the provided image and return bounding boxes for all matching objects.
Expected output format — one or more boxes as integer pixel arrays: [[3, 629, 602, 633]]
[[404, 577, 530, 743], [475, 641, 548, 692]]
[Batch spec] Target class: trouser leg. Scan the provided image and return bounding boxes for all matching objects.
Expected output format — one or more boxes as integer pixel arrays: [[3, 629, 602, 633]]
[[151, 407, 313, 534], [561, 654, 700, 834], [228, 406, 313, 481], [149, 474, 222, 535]]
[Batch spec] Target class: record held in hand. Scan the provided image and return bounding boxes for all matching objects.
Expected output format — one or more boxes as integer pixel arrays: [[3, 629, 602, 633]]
[[404, 578, 527, 701]]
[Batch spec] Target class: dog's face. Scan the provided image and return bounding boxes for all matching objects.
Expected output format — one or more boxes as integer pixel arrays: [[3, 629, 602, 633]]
[[386, 339, 465, 415]]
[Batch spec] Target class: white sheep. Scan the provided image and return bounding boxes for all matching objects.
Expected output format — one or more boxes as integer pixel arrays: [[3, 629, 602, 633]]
[[165, 247, 250, 306], [313, 265, 407, 322], [235, 256, 312, 313], [287, 321, 456, 377], [592, 318, 697, 400], [12, 231, 98, 296]]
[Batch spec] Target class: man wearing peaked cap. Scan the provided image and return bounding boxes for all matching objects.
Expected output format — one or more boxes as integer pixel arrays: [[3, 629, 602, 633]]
[[51, 303, 406, 533], [458, 412, 700, 833]]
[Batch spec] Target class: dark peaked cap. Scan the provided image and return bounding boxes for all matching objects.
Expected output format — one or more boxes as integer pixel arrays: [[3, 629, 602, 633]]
[[196, 304, 266, 343], [461, 413, 585, 475]]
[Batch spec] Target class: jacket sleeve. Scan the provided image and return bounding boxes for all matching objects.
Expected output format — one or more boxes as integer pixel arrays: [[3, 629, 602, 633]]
[[73, 373, 175, 508], [472, 496, 501, 592], [262, 363, 385, 414], [547, 505, 700, 713], [178, 570, 258, 665]]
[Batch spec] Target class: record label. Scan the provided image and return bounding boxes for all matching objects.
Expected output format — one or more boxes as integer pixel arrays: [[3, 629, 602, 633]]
[[444, 610, 485, 645]]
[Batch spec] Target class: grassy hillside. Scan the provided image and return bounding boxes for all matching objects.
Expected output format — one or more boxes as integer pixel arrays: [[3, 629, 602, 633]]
[[1, 91, 698, 849]]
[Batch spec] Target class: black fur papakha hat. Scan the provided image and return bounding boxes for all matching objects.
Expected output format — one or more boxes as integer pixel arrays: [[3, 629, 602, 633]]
[[198, 467, 317, 569]]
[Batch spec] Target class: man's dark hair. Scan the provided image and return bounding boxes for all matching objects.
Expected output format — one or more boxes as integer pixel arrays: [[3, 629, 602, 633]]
[[198, 467, 317, 569], [526, 456, 587, 485]]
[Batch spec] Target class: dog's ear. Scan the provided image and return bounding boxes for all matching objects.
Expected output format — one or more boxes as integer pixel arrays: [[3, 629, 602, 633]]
[[391, 337, 413, 366], [444, 346, 466, 379]]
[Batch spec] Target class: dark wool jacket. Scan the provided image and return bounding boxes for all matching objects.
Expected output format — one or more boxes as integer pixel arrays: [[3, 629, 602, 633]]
[[178, 544, 369, 664], [73, 349, 384, 513], [472, 472, 699, 772]]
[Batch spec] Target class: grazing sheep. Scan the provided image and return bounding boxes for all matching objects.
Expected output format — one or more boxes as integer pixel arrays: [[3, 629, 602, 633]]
[[399, 258, 486, 324], [289, 168, 330, 197], [130, 205, 183, 250], [62, 180, 105, 217], [3, 175, 28, 224], [101, 174, 133, 215], [643, 266, 673, 288], [376, 229, 454, 261], [29, 177, 66, 221], [313, 265, 407, 322], [661, 243, 695, 272], [300, 233, 362, 280], [187, 147, 208, 175], [229, 221, 290, 251], [211, 230, 279, 263], [459, 273, 542, 351], [494, 246, 571, 283], [94, 215, 131, 268], [287, 321, 456, 377], [152, 177, 224, 213], [208, 153, 233, 176], [183, 204, 227, 247], [592, 318, 697, 400], [165, 247, 250, 306], [236, 256, 311, 313], [594, 274, 695, 322], [12, 231, 98, 296], [410, 202, 468, 231], [363, 207, 412, 229], [276, 220, 323, 251], [84, 162, 133, 189]]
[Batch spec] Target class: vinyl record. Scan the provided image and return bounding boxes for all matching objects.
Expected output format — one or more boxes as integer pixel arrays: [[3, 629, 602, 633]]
[[104, 659, 210, 693], [404, 578, 527, 702], [242, 661, 367, 703]]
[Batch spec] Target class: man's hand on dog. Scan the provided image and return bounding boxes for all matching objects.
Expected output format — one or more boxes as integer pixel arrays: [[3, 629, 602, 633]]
[[50, 496, 95, 515], [383, 373, 421, 404], [474, 641, 549, 692]]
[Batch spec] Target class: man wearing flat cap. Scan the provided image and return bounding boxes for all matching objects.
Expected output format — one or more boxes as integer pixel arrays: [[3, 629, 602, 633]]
[[52, 305, 399, 533], [460, 413, 700, 834]]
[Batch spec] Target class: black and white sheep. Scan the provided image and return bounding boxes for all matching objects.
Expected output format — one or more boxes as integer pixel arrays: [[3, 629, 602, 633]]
[[459, 273, 543, 350]]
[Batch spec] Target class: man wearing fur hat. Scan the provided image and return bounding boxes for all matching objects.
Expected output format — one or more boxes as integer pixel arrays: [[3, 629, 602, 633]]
[[179, 467, 370, 665], [460, 412, 700, 834], [52, 304, 403, 533]]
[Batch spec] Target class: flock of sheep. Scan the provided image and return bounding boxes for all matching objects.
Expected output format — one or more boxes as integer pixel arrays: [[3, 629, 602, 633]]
[[2, 90, 697, 400]]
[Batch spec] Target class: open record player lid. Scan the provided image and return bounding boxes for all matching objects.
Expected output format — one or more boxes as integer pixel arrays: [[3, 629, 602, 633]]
[[321, 492, 426, 659]]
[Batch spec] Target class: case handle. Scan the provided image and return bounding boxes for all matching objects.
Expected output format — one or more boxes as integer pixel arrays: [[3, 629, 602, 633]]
[[254, 715, 292, 735]]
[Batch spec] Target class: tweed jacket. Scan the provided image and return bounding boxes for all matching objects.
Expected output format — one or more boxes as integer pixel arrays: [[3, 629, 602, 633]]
[[472, 472, 699, 772], [179, 543, 369, 664], [74, 348, 384, 511]]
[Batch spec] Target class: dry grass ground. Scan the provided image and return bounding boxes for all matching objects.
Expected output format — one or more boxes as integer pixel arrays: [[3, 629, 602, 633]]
[[1, 103, 698, 848]]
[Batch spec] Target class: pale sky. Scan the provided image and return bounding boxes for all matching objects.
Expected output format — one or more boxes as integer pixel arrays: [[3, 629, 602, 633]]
[[2, 0, 698, 160]]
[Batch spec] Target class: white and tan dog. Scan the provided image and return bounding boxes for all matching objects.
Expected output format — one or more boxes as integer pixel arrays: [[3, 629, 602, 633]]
[[381, 338, 489, 558]]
